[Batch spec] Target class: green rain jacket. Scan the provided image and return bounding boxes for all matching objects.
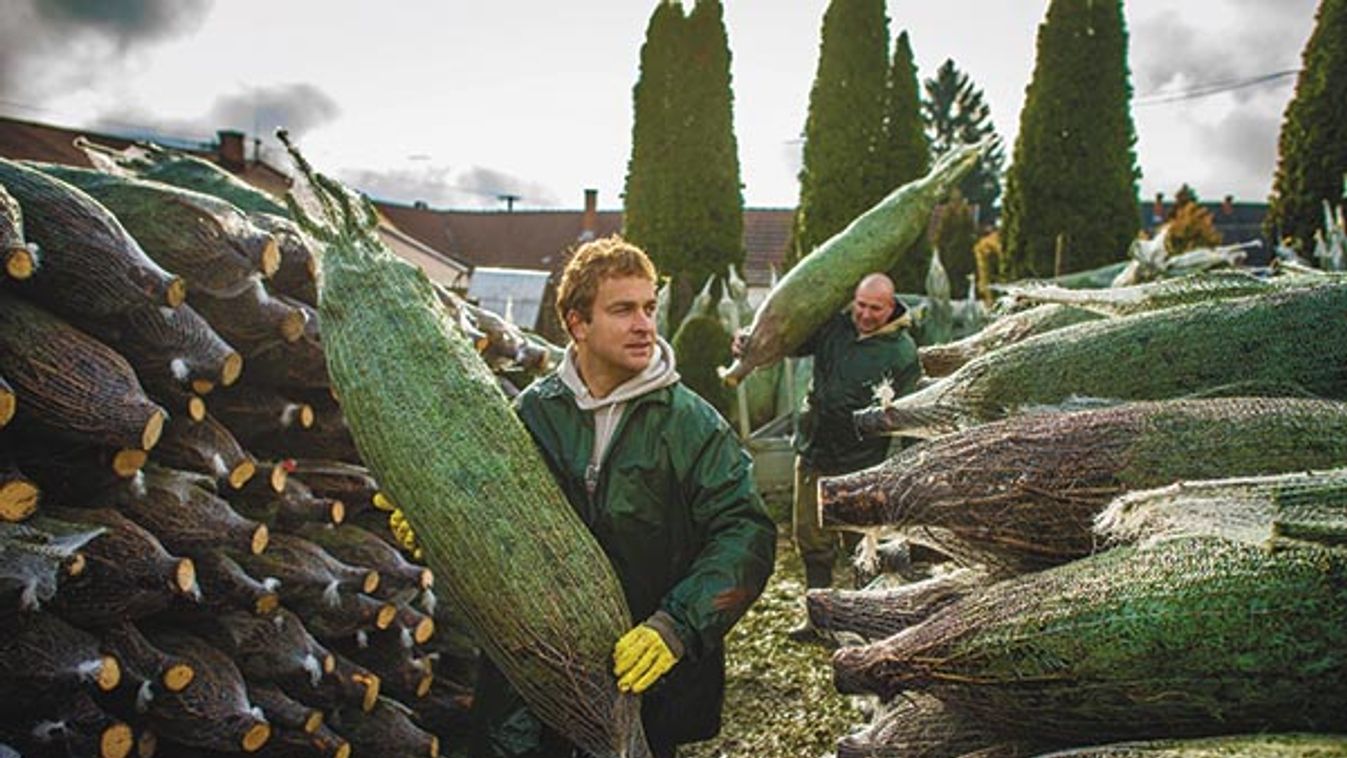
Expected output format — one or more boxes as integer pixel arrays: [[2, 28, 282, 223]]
[[470, 370, 777, 755], [794, 299, 920, 475]]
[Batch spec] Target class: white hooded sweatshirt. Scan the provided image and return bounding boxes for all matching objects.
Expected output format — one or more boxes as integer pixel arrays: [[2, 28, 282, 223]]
[[558, 335, 681, 496]]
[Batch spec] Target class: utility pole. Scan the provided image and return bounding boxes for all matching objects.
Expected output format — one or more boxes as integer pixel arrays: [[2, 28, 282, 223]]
[[497, 194, 521, 212]]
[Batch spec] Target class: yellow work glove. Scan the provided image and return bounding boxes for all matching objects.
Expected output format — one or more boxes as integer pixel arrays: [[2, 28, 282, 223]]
[[613, 625, 678, 694]]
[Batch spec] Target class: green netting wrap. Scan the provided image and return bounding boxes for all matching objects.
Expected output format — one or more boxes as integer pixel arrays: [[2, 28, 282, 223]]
[[854, 282, 1347, 439], [834, 691, 1049, 758], [1097, 467, 1347, 551], [1035, 733, 1347, 757], [821, 398, 1347, 573], [277, 133, 650, 758], [917, 303, 1103, 378], [831, 535, 1347, 743], [1001, 269, 1340, 317]]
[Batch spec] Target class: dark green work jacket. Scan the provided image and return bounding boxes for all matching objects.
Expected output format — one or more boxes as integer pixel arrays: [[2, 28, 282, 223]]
[[794, 303, 920, 475], [470, 375, 776, 756]]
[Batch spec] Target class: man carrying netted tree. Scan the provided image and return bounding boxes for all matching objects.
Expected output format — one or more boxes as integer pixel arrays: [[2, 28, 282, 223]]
[[469, 235, 777, 758], [739, 272, 919, 645]]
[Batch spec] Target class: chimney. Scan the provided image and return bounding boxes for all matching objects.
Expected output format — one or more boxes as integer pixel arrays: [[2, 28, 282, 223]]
[[217, 130, 246, 171], [579, 188, 598, 241]]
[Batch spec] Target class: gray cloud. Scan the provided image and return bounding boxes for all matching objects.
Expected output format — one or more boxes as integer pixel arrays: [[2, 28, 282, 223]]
[[337, 164, 561, 209], [1197, 105, 1284, 200], [1130, 0, 1316, 103], [0, 0, 210, 100], [86, 83, 340, 156]]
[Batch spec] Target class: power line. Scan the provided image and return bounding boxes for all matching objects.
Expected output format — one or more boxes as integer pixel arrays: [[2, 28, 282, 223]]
[[1134, 68, 1299, 106]]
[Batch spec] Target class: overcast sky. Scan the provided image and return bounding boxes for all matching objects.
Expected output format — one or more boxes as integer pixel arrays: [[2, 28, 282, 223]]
[[0, 0, 1320, 211]]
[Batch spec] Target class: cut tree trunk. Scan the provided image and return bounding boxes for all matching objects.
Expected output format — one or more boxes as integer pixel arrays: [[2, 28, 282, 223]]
[[250, 213, 319, 307], [242, 392, 361, 463], [185, 549, 280, 616], [152, 411, 256, 490], [137, 627, 272, 753], [329, 695, 439, 757], [229, 473, 346, 530], [92, 302, 242, 400], [284, 460, 380, 519], [0, 516, 98, 612], [294, 522, 432, 595], [189, 607, 336, 691], [27, 161, 279, 294], [282, 650, 380, 715], [101, 621, 196, 697], [339, 627, 435, 704], [238, 302, 329, 390], [0, 454, 38, 522], [0, 373, 14, 429], [190, 277, 308, 356], [0, 435, 147, 499], [38, 509, 198, 626], [0, 158, 185, 318], [106, 465, 270, 557], [281, 588, 398, 646], [0, 611, 122, 705], [7, 689, 136, 758], [208, 385, 314, 448], [247, 681, 325, 735], [0, 291, 165, 452], [1, 183, 39, 282], [234, 532, 378, 602]]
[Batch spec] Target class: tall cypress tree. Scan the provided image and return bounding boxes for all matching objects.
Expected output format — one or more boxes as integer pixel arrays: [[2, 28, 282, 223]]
[[923, 59, 1006, 216], [624, 2, 685, 284], [678, 0, 745, 302], [1000, 0, 1139, 278], [787, 0, 890, 269], [624, 1, 743, 325], [880, 30, 933, 293], [1266, 0, 1347, 253]]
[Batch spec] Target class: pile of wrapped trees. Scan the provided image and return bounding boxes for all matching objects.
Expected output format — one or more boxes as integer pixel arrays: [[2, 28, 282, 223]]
[[0, 149, 502, 757], [808, 269, 1347, 755]]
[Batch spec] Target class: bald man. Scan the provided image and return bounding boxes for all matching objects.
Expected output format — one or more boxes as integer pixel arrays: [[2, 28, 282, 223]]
[[786, 272, 920, 642]]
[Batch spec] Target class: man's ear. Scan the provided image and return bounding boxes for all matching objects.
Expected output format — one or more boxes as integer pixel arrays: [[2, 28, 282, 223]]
[[565, 309, 587, 342]]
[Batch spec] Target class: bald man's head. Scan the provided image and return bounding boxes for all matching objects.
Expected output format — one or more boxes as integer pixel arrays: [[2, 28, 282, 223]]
[[851, 273, 897, 335]]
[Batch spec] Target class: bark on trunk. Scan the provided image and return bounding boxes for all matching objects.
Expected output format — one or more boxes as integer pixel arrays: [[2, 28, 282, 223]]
[[249, 212, 319, 308], [136, 628, 271, 753], [152, 412, 256, 490], [0, 158, 185, 318], [38, 508, 198, 626], [0, 292, 166, 452], [107, 465, 269, 557], [208, 386, 314, 448], [190, 277, 308, 355]]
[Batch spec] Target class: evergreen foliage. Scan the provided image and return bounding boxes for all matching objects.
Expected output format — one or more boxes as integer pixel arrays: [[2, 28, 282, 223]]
[[787, 0, 891, 270], [623, 0, 744, 325], [1001, 0, 1140, 279], [882, 30, 934, 293], [1266, 0, 1347, 253], [1166, 183, 1222, 253], [922, 59, 1006, 216]]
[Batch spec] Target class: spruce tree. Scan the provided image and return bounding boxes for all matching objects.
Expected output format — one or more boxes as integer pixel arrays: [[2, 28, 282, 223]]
[[923, 59, 1006, 216], [787, 0, 890, 269], [1000, 0, 1139, 279], [1266, 0, 1347, 253], [881, 30, 934, 293]]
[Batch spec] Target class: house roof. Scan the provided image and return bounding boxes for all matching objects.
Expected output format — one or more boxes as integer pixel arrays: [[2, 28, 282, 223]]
[[376, 199, 795, 287], [1, 113, 792, 285], [0, 113, 470, 282], [377, 201, 625, 271]]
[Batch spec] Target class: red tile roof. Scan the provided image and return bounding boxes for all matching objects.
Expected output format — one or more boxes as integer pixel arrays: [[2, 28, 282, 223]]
[[1, 114, 794, 283]]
